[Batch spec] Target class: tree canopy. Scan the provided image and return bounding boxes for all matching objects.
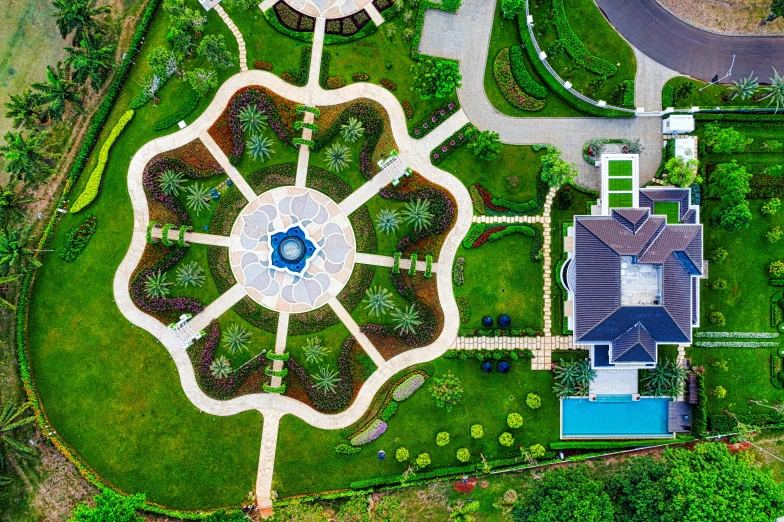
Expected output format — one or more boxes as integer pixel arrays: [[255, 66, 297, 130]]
[[540, 148, 578, 188], [411, 58, 462, 100]]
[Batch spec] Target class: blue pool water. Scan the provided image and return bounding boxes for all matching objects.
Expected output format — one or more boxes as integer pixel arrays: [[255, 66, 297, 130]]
[[561, 397, 672, 438]]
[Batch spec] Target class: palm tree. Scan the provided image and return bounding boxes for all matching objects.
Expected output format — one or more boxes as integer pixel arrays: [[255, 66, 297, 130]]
[[641, 358, 688, 398], [52, 0, 110, 45], [144, 270, 172, 298], [185, 182, 211, 215], [238, 105, 267, 134], [32, 63, 83, 122], [364, 285, 396, 317], [311, 365, 341, 393], [159, 170, 185, 196], [0, 401, 35, 472], [724, 72, 758, 101], [0, 226, 41, 273], [4, 91, 42, 130], [0, 131, 56, 182], [65, 36, 116, 92], [392, 304, 422, 335], [0, 181, 36, 226], [210, 355, 232, 379], [175, 261, 205, 287], [402, 198, 433, 231], [302, 337, 328, 364], [222, 323, 250, 353], [376, 208, 400, 234], [323, 143, 352, 173], [246, 134, 274, 161], [761, 67, 784, 112], [340, 117, 364, 143]]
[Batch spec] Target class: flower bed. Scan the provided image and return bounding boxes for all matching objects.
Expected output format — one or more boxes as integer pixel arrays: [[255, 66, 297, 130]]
[[349, 419, 388, 446], [430, 123, 474, 164], [392, 373, 426, 401], [492, 48, 545, 112], [324, 10, 372, 37], [254, 60, 273, 71], [472, 183, 540, 216], [352, 73, 370, 81], [380, 78, 397, 91], [410, 100, 459, 138], [402, 100, 414, 119], [288, 336, 356, 412], [694, 332, 779, 339], [58, 216, 97, 262], [462, 223, 543, 261], [509, 46, 547, 99]]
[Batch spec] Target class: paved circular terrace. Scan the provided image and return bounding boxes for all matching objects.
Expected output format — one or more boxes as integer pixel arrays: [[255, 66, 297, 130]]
[[229, 187, 356, 313], [284, 0, 372, 18]]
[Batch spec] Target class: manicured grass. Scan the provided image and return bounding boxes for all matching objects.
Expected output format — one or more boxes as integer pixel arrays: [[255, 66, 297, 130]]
[[608, 160, 633, 176], [362, 192, 426, 256], [654, 201, 680, 223], [273, 357, 559, 497], [609, 178, 633, 191], [456, 231, 544, 330], [608, 193, 633, 208], [529, 0, 636, 104], [663, 76, 770, 110], [26, 0, 263, 509], [482, 5, 588, 118]]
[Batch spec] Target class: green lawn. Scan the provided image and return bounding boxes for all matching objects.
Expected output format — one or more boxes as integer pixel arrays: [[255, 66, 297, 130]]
[[273, 356, 559, 497], [456, 231, 544, 330], [608, 160, 633, 176], [609, 178, 633, 191], [654, 201, 680, 223], [663, 76, 767, 110], [608, 193, 633, 208], [26, 0, 264, 509], [528, 0, 636, 104], [482, 4, 588, 118]]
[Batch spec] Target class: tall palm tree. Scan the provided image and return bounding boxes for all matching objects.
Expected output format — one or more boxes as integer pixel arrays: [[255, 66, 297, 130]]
[[0, 401, 35, 472], [761, 67, 784, 112], [32, 63, 83, 122], [4, 91, 43, 130], [65, 36, 116, 92], [0, 181, 36, 226], [0, 131, 56, 182], [52, 0, 110, 46], [0, 226, 41, 274], [725, 72, 758, 101]]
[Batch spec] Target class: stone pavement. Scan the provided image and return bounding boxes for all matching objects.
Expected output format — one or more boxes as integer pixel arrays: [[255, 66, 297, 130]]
[[355, 252, 438, 273], [150, 227, 232, 247], [189, 283, 247, 333], [213, 5, 248, 72], [308, 18, 326, 87], [269, 313, 290, 389], [328, 297, 386, 367], [199, 131, 257, 201]]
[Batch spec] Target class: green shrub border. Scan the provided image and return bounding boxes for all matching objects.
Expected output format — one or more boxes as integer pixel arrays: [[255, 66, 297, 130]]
[[549, 436, 694, 450], [264, 6, 313, 42], [14, 0, 247, 517], [146, 221, 160, 244], [161, 223, 176, 246], [177, 226, 192, 247]]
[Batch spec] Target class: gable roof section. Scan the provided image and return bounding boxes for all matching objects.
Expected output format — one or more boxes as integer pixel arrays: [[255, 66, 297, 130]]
[[612, 209, 650, 233], [580, 212, 666, 256], [579, 306, 690, 344], [637, 225, 701, 265], [612, 323, 656, 363], [574, 221, 620, 338]]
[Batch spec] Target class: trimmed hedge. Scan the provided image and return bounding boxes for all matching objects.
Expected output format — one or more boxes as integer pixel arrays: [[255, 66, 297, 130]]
[[58, 216, 97, 262], [152, 89, 199, 131], [693, 373, 707, 437], [71, 109, 134, 213], [709, 412, 784, 433], [493, 47, 545, 111], [282, 46, 312, 86], [550, 0, 617, 76], [549, 437, 694, 450], [265, 3, 314, 42], [662, 85, 674, 109], [509, 46, 547, 99]]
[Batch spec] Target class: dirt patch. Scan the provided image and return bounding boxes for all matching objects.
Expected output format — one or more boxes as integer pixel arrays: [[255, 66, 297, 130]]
[[657, 0, 784, 35]]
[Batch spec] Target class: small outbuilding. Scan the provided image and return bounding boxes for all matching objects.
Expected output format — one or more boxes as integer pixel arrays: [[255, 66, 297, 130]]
[[662, 115, 695, 134]]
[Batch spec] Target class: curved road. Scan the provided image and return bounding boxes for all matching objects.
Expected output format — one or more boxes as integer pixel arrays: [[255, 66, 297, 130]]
[[596, 0, 784, 83]]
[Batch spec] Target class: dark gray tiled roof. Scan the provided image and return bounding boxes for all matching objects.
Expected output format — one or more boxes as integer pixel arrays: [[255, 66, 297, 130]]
[[612, 323, 657, 362], [580, 213, 666, 255], [640, 188, 691, 221], [574, 221, 621, 338]]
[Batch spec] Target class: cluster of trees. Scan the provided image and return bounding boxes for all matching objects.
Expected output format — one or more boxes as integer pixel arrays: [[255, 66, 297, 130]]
[[709, 160, 752, 231]]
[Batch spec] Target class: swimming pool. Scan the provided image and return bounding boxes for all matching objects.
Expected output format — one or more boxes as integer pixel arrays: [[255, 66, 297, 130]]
[[560, 396, 674, 439]]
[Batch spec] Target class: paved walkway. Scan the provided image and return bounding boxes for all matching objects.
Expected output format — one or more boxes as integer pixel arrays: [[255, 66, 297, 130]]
[[189, 283, 247, 333], [256, 410, 283, 509], [150, 227, 232, 247], [199, 132, 257, 201], [355, 252, 438, 273], [365, 3, 385, 26], [308, 18, 326, 87], [295, 112, 315, 187], [269, 313, 290, 389], [596, 0, 784, 84], [328, 297, 386, 367], [258, 0, 276, 11], [213, 5, 248, 72]]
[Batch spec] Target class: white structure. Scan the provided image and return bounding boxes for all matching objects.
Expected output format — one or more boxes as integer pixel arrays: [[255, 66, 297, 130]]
[[599, 154, 640, 215], [674, 137, 697, 162], [662, 115, 695, 135]]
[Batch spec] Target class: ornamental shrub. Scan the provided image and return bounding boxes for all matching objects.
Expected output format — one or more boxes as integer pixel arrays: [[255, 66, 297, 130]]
[[456, 447, 470, 463], [58, 216, 98, 262], [550, 0, 617, 76], [254, 60, 273, 70], [380, 401, 398, 421], [335, 443, 362, 455], [352, 72, 370, 81], [709, 311, 726, 326], [412, 58, 461, 100], [350, 419, 388, 446], [714, 385, 727, 399], [709, 278, 728, 290], [771, 260, 784, 277], [436, 431, 450, 446], [493, 48, 545, 111], [415, 452, 431, 469], [470, 424, 483, 439], [710, 247, 728, 263], [499, 432, 514, 447], [762, 198, 781, 215], [71, 110, 134, 213], [501, 0, 524, 19], [430, 370, 464, 411], [509, 47, 547, 99], [396, 447, 409, 462], [525, 393, 541, 409], [769, 226, 783, 244], [326, 76, 346, 89], [380, 78, 397, 91], [392, 373, 425, 401], [507, 413, 523, 429], [402, 100, 414, 119], [528, 444, 546, 459]]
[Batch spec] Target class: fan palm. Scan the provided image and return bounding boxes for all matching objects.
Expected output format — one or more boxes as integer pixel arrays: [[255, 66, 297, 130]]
[[175, 261, 205, 287], [185, 182, 211, 215], [302, 337, 328, 364], [223, 323, 251, 353], [726, 72, 758, 101], [641, 358, 688, 398], [0, 226, 41, 273], [392, 304, 422, 335], [340, 117, 365, 143], [0, 401, 35, 472], [0, 275, 21, 311], [246, 134, 274, 161], [0, 131, 56, 182], [210, 355, 232, 379], [364, 285, 396, 317], [402, 198, 433, 231], [553, 358, 581, 390], [238, 105, 267, 134], [0, 181, 36, 226], [311, 365, 341, 393], [4, 90, 42, 130], [159, 170, 185, 196], [65, 36, 116, 92], [32, 62, 83, 122], [144, 270, 172, 298], [376, 208, 400, 233], [763, 67, 784, 112], [323, 143, 352, 173], [52, 0, 110, 45]]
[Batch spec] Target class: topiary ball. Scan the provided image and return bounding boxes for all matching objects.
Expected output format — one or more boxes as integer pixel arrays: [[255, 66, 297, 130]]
[[482, 316, 494, 327], [778, 371, 784, 383], [499, 314, 511, 327], [481, 361, 493, 372], [498, 361, 511, 373]]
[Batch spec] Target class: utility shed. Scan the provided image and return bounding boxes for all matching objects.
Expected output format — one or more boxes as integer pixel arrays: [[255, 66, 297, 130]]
[[663, 115, 695, 134]]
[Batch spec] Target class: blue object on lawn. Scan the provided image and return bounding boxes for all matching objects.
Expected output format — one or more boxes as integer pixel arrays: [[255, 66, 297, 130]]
[[203, 225, 208, 232], [482, 316, 493, 327], [227, 180, 233, 186], [378, 450, 386, 461], [481, 361, 493, 372], [497, 361, 511, 373], [499, 314, 511, 327]]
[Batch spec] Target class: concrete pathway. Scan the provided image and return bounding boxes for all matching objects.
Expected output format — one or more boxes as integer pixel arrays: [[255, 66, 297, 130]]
[[328, 297, 386, 367], [150, 227, 232, 247], [256, 410, 284, 509], [258, 0, 276, 11], [199, 131, 257, 202], [295, 113, 315, 187], [213, 4, 248, 72], [338, 163, 399, 216], [189, 283, 247, 333], [631, 45, 680, 112], [308, 18, 326, 87], [365, 4, 385, 26], [355, 252, 438, 273], [269, 313, 290, 389]]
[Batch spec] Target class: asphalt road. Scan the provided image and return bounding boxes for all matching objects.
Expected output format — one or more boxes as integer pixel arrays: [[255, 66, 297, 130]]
[[595, 0, 784, 84]]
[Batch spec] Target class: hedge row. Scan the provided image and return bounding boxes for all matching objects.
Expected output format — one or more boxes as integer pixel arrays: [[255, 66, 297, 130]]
[[550, 0, 617, 76], [152, 89, 199, 131], [693, 373, 707, 437], [709, 412, 784, 433], [282, 46, 312, 86], [70, 109, 134, 213], [549, 436, 694, 451], [509, 46, 547, 99]]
